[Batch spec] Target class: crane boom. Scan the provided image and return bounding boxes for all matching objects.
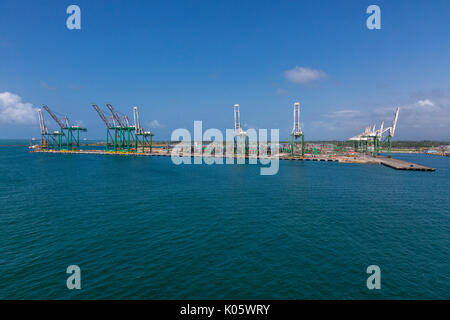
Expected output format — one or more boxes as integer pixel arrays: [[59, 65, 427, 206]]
[[42, 105, 65, 129], [37, 109, 48, 135], [106, 103, 125, 128], [377, 121, 384, 138], [92, 104, 112, 128], [133, 106, 142, 134], [391, 107, 399, 137]]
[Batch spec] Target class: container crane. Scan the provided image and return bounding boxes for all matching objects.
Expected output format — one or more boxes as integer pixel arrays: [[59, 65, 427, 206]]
[[42, 105, 86, 151], [233, 104, 246, 136], [349, 107, 399, 156], [103, 103, 135, 152], [38, 107, 65, 150], [379, 107, 399, 157], [133, 106, 154, 153]]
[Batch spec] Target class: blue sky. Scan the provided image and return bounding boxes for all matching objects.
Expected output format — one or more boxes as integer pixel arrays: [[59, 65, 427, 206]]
[[0, 0, 449, 140]]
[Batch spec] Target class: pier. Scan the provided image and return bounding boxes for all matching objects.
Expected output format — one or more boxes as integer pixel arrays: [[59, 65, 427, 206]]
[[376, 156, 435, 171], [30, 149, 435, 171]]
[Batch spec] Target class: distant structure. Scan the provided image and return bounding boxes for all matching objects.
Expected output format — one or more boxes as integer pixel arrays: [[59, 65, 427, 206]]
[[233, 104, 247, 136], [349, 107, 399, 157], [290, 102, 304, 157], [233, 104, 248, 155]]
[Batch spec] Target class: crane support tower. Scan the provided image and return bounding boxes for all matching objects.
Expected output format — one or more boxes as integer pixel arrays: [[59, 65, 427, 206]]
[[290, 102, 304, 157]]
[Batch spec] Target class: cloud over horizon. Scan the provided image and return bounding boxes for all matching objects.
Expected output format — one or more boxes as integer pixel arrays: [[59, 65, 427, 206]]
[[0, 92, 37, 124], [284, 66, 328, 85], [312, 92, 450, 140]]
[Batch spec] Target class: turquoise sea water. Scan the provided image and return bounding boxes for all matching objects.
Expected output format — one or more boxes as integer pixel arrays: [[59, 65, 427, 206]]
[[0, 140, 449, 299]]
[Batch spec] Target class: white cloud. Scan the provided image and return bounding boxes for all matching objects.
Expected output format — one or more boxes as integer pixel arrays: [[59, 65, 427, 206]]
[[417, 99, 434, 107], [284, 66, 328, 85], [313, 94, 450, 139], [325, 109, 361, 117], [148, 120, 162, 128], [0, 92, 37, 124]]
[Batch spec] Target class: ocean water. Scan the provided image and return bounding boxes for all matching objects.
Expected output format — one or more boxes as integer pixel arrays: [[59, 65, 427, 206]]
[[0, 140, 449, 299]]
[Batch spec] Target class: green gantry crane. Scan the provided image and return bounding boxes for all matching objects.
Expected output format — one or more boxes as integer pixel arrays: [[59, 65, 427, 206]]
[[42, 105, 87, 151]]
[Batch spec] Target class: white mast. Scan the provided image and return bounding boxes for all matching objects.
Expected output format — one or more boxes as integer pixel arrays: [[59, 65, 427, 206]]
[[292, 102, 302, 136], [233, 104, 245, 135], [133, 106, 142, 134], [391, 107, 399, 137]]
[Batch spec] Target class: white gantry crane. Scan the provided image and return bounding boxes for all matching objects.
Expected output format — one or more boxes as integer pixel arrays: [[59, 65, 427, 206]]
[[349, 107, 399, 157], [133, 106, 142, 134], [133, 106, 154, 153], [233, 104, 247, 136], [232, 104, 248, 156], [290, 102, 305, 157]]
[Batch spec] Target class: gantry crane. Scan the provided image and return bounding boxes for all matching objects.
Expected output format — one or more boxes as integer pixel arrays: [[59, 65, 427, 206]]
[[349, 107, 399, 157], [38, 108, 60, 149], [133, 106, 154, 153], [92, 104, 153, 153], [42, 105, 87, 151], [377, 107, 399, 157], [105, 103, 135, 152]]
